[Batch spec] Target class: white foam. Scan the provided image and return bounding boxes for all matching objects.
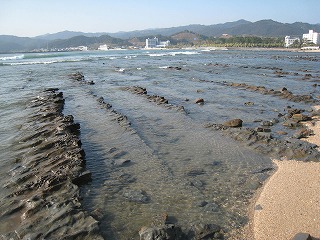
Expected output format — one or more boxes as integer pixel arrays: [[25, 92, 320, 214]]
[[0, 54, 25, 61], [2, 58, 80, 66], [115, 68, 125, 72], [149, 53, 168, 57], [149, 51, 199, 57]]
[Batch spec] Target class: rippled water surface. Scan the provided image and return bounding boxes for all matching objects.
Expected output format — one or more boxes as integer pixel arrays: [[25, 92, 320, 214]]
[[1, 49, 319, 238]]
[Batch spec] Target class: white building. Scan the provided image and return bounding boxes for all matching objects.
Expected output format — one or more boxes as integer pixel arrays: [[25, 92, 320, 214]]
[[284, 36, 300, 47], [145, 37, 170, 48], [302, 30, 320, 45], [98, 44, 109, 51], [146, 38, 158, 48]]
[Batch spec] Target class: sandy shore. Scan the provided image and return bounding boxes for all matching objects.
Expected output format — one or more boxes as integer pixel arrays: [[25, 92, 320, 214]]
[[251, 106, 320, 240], [253, 160, 320, 240]]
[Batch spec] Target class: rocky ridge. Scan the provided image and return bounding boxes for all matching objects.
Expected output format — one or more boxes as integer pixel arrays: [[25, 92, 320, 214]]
[[124, 86, 186, 113], [0, 89, 103, 240], [205, 106, 320, 162]]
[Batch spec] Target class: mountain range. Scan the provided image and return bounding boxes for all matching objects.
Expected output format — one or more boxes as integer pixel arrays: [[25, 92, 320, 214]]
[[1, 19, 320, 53]]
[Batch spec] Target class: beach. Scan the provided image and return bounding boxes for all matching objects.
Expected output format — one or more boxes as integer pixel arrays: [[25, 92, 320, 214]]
[[250, 106, 320, 240]]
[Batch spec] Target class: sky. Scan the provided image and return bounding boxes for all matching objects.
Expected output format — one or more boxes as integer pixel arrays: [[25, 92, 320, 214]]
[[1, 0, 319, 37]]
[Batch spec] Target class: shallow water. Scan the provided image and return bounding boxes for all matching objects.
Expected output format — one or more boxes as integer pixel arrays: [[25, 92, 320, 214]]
[[1, 49, 319, 239]]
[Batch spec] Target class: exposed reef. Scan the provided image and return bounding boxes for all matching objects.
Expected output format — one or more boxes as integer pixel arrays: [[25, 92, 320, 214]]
[[68, 72, 95, 85], [0, 89, 103, 240], [124, 86, 186, 112], [225, 82, 318, 104], [205, 106, 320, 162]]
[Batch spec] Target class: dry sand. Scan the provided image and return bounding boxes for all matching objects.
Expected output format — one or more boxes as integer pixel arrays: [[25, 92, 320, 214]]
[[253, 160, 320, 240], [250, 106, 320, 240]]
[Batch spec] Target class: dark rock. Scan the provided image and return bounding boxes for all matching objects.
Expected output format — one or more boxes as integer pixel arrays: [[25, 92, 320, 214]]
[[97, 96, 105, 104], [195, 201, 208, 207], [261, 121, 273, 127], [72, 170, 92, 185], [68, 72, 85, 81], [292, 128, 313, 139], [271, 118, 279, 124], [283, 120, 300, 128], [139, 224, 184, 240], [288, 109, 303, 116], [214, 232, 224, 239], [291, 232, 313, 240], [63, 115, 74, 122], [256, 127, 271, 133], [65, 122, 81, 133], [194, 98, 204, 104], [252, 167, 274, 174], [168, 66, 182, 70], [190, 223, 221, 240], [244, 101, 254, 106], [223, 119, 243, 128], [303, 74, 313, 79], [127, 86, 147, 95], [291, 114, 312, 121], [45, 88, 59, 92]]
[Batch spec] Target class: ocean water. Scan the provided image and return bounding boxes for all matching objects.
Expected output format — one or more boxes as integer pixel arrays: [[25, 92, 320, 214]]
[[0, 49, 319, 238]]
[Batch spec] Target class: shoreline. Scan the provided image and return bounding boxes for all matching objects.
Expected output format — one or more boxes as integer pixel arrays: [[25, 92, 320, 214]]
[[3, 46, 320, 55], [243, 106, 320, 240]]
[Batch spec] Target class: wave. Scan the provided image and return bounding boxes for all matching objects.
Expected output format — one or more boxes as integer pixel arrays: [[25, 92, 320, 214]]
[[23, 53, 69, 60], [0, 54, 25, 61], [1, 58, 83, 66], [148, 51, 200, 57], [0, 53, 70, 62]]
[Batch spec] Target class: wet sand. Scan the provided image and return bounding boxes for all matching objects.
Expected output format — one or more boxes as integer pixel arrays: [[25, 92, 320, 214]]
[[253, 106, 320, 240]]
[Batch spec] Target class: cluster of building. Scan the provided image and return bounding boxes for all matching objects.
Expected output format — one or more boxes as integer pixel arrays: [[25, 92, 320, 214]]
[[145, 37, 170, 48], [285, 29, 320, 49]]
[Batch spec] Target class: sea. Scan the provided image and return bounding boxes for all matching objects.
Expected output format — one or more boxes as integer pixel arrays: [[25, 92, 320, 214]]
[[0, 49, 319, 239]]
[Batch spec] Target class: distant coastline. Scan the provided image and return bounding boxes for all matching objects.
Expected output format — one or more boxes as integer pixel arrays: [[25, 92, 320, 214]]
[[1, 19, 320, 54]]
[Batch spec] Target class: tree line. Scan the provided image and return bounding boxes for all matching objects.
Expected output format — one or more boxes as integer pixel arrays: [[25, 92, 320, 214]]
[[174, 36, 286, 48]]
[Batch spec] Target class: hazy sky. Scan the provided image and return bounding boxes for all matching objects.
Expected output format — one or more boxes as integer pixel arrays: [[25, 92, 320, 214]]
[[1, 0, 319, 37]]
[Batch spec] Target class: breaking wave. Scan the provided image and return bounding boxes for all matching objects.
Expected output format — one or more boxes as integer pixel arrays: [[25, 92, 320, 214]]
[[148, 51, 200, 57], [0, 54, 25, 61]]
